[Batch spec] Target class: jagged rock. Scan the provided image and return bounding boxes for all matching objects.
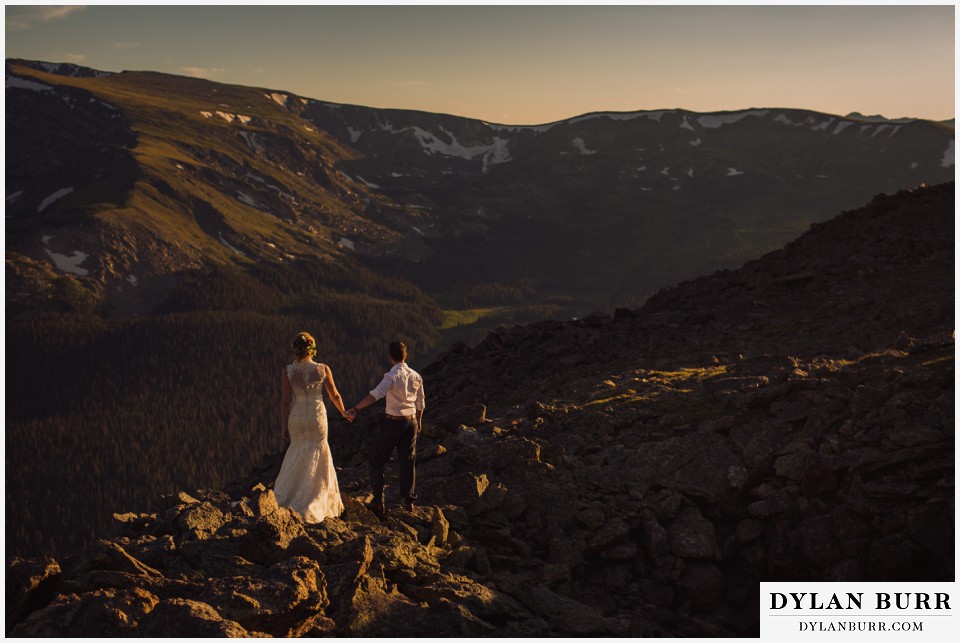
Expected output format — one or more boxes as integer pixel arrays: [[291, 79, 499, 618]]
[[11, 587, 159, 637], [799, 515, 842, 569], [398, 569, 531, 624], [236, 505, 307, 566], [179, 536, 259, 578], [198, 556, 328, 637], [437, 403, 487, 430], [6, 556, 61, 632], [747, 489, 799, 518], [338, 572, 494, 636], [418, 472, 490, 507], [666, 507, 720, 560], [85, 539, 163, 578], [627, 432, 743, 504], [430, 507, 451, 547], [676, 562, 724, 612], [586, 517, 631, 554], [247, 487, 280, 517], [491, 572, 628, 635], [137, 597, 263, 637], [160, 491, 200, 508], [850, 385, 888, 417]]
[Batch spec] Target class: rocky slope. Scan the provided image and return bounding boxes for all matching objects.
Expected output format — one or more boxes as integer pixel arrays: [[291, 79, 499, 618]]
[[7, 183, 953, 637]]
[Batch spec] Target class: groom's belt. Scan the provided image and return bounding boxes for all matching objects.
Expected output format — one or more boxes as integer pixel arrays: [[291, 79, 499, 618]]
[[385, 413, 416, 420]]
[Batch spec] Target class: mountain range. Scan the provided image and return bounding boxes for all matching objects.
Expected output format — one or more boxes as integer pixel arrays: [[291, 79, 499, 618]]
[[5, 58, 955, 324]]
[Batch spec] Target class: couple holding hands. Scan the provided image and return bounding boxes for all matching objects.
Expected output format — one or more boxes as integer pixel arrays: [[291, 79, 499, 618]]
[[273, 333, 424, 522]]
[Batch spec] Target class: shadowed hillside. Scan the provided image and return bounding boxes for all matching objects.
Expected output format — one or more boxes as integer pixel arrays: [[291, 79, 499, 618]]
[[7, 183, 953, 637]]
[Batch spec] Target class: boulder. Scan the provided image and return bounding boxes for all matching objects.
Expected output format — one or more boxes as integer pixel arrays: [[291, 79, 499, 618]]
[[235, 499, 306, 566], [176, 502, 228, 540]]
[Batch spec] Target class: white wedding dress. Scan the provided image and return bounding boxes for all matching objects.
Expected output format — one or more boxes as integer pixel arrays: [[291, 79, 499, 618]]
[[273, 361, 344, 523]]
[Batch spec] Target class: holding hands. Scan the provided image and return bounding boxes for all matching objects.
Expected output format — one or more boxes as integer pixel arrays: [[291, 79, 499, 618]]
[[343, 408, 357, 422]]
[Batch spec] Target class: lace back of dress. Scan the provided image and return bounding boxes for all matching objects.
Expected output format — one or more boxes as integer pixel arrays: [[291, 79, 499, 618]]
[[287, 363, 326, 394]]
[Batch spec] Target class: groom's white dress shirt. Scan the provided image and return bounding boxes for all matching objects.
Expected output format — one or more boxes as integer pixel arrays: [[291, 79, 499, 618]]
[[369, 362, 425, 417]]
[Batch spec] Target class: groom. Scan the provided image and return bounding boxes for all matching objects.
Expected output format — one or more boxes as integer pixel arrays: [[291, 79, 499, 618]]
[[346, 341, 425, 517]]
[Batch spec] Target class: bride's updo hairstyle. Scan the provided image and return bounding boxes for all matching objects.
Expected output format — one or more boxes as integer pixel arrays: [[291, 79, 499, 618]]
[[292, 332, 317, 360]]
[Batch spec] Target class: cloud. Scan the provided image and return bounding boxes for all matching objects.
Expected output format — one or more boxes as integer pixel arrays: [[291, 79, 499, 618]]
[[181, 67, 227, 79], [250, 66, 266, 75], [6, 5, 87, 31], [64, 53, 87, 64], [112, 41, 141, 50]]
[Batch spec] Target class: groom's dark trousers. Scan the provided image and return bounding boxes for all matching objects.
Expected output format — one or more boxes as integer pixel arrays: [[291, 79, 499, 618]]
[[369, 416, 417, 505]]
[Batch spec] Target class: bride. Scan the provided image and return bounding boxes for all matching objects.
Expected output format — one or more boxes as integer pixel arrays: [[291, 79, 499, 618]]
[[273, 331, 348, 523]]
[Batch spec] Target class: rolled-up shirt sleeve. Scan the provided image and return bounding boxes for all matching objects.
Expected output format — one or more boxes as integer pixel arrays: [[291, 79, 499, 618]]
[[415, 379, 425, 411], [369, 372, 394, 400]]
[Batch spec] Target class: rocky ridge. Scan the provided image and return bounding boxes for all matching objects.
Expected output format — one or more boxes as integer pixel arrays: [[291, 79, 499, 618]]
[[6, 183, 954, 636]]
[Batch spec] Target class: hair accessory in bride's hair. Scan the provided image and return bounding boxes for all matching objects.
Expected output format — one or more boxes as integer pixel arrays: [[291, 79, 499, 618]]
[[293, 332, 317, 357]]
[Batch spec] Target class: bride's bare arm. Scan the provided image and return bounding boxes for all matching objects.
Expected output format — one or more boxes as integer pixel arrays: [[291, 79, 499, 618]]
[[280, 369, 292, 441], [323, 365, 350, 417]]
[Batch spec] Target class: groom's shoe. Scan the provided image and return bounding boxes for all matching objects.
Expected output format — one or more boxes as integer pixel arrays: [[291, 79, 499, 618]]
[[402, 499, 415, 511], [365, 500, 385, 519]]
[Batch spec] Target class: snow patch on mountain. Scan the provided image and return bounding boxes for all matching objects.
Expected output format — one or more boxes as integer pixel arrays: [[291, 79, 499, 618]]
[[382, 122, 514, 168], [812, 118, 834, 132], [238, 132, 263, 152], [355, 175, 380, 189], [680, 117, 695, 131], [572, 138, 597, 155], [266, 93, 288, 107], [348, 128, 362, 143], [727, 168, 744, 177], [690, 138, 702, 146], [338, 237, 355, 250], [45, 249, 89, 276], [7, 191, 24, 204], [127, 274, 138, 287], [38, 187, 74, 212], [218, 232, 247, 257], [481, 138, 512, 172], [7, 76, 54, 92], [942, 141, 955, 167], [486, 122, 553, 134], [236, 192, 260, 208], [833, 121, 854, 135]]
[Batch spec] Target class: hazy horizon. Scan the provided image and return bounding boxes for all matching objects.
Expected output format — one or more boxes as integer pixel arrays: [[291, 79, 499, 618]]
[[5, 4, 956, 125]]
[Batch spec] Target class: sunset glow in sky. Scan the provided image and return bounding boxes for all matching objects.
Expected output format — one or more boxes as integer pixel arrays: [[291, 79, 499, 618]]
[[4, 4, 956, 124]]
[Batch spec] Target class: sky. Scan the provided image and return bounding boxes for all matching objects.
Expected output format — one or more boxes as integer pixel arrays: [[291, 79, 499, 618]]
[[4, 3, 956, 125]]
